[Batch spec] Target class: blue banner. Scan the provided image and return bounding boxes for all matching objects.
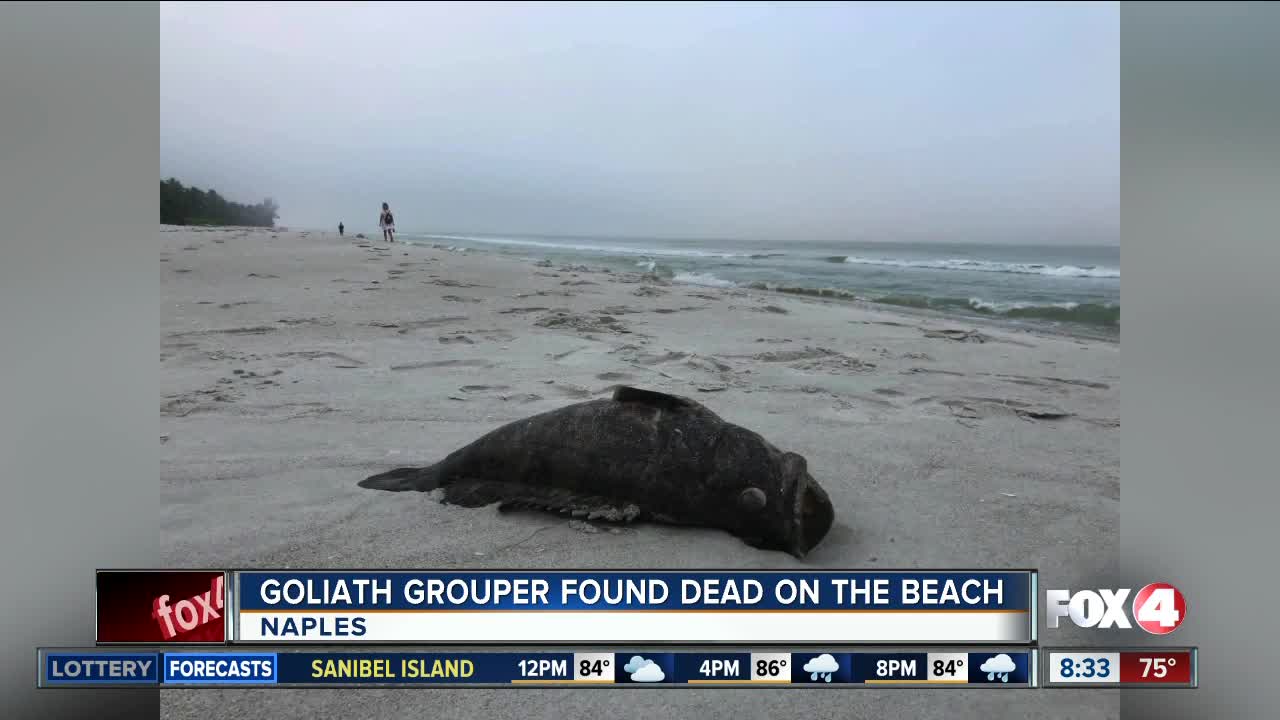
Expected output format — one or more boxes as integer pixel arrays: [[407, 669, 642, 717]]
[[674, 653, 752, 682], [39, 649, 1036, 687], [236, 571, 1030, 611], [276, 652, 570, 684], [162, 653, 278, 685]]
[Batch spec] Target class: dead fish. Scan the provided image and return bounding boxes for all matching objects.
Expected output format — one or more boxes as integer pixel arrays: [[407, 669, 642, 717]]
[[359, 386, 835, 557]]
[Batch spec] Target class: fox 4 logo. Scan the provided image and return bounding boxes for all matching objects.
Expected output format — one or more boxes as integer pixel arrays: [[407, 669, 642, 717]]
[[1046, 582, 1187, 635]]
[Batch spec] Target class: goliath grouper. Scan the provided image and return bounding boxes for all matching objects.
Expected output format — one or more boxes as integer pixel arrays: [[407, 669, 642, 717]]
[[359, 386, 835, 557]]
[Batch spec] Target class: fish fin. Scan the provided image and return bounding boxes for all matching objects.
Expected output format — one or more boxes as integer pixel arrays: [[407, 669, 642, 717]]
[[611, 386, 694, 410], [436, 478, 525, 507], [437, 480, 644, 522], [359, 466, 441, 492]]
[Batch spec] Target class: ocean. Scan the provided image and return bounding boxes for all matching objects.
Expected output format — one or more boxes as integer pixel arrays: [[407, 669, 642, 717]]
[[398, 232, 1120, 335]]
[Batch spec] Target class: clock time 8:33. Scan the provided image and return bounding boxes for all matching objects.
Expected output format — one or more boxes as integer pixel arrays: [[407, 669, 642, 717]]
[[1049, 652, 1120, 684]]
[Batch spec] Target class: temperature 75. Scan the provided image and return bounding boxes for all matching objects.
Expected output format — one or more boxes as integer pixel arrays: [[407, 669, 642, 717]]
[[1139, 657, 1177, 678]]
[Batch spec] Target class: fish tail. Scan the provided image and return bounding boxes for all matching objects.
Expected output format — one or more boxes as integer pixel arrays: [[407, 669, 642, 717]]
[[358, 465, 442, 492]]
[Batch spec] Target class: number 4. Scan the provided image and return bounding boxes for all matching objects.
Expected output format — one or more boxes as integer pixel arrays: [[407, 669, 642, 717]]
[[1137, 588, 1180, 627]]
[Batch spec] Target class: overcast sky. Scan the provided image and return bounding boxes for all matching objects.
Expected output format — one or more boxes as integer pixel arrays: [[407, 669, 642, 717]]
[[160, 2, 1118, 244]]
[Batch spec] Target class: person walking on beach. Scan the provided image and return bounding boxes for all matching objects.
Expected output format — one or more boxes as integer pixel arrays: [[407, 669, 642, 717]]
[[379, 203, 395, 243], [338, 221, 344, 237]]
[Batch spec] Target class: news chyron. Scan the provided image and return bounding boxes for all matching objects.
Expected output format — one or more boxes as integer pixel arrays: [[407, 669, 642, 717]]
[[40, 569, 1198, 690]]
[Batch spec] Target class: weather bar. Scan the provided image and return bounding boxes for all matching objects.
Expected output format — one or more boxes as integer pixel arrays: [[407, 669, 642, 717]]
[[1041, 648, 1198, 688], [38, 648, 1037, 688]]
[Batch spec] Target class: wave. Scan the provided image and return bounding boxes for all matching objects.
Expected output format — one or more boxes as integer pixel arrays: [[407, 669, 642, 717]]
[[635, 259, 676, 279], [873, 295, 1118, 327], [421, 234, 782, 260], [829, 255, 1119, 279], [673, 272, 736, 288], [746, 282, 862, 301], [746, 282, 1117, 327]]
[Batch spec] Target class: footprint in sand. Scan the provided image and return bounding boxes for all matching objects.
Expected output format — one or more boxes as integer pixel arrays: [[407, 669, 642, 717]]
[[501, 393, 544, 404], [936, 397, 1073, 422], [391, 359, 492, 371], [391, 316, 469, 333], [460, 384, 511, 393], [652, 306, 710, 314], [747, 347, 836, 363], [595, 371, 634, 381], [534, 311, 632, 336], [171, 325, 277, 337], [628, 349, 688, 365], [549, 383, 593, 399], [499, 306, 553, 315], [277, 351, 365, 366], [276, 317, 335, 327], [902, 367, 965, 377]]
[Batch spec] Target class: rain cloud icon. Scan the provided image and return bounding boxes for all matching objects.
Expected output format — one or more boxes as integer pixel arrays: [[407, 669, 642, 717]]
[[979, 654, 1017, 682], [802, 654, 840, 682]]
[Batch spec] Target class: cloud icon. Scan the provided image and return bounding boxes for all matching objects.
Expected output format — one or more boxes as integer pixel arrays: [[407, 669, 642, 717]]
[[803, 654, 839, 674], [630, 662, 666, 683], [980, 654, 1017, 682], [623, 656, 653, 674], [979, 654, 1016, 674], [803, 654, 840, 682]]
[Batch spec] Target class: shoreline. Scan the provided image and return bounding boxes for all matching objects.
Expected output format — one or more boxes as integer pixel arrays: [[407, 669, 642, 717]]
[[425, 240, 1122, 343], [165, 225, 1119, 342]]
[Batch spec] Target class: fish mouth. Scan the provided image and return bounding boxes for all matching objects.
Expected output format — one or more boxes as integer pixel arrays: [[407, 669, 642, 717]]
[[790, 474, 834, 558]]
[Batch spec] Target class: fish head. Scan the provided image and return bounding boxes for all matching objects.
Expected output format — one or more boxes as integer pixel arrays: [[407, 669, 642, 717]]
[[774, 451, 835, 558], [717, 436, 834, 558]]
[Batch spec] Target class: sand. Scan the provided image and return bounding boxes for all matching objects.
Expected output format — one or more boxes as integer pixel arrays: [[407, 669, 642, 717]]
[[160, 226, 1118, 718]]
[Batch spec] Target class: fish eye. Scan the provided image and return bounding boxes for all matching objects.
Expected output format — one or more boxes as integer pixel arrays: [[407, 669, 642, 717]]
[[737, 487, 767, 512]]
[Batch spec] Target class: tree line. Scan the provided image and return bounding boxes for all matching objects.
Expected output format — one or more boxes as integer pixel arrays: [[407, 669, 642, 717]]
[[161, 177, 279, 227]]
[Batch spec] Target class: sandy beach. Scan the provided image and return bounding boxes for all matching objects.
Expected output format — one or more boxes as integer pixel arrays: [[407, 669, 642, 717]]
[[160, 225, 1118, 718]]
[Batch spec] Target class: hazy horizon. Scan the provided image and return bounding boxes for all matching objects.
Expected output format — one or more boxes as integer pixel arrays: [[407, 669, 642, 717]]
[[160, 2, 1119, 245]]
